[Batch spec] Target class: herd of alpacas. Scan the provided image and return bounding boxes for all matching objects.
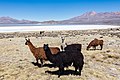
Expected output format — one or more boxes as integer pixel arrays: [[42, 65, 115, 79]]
[[25, 37, 103, 77]]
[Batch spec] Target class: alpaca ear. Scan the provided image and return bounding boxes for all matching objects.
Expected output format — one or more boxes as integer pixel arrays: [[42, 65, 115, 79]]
[[25, 38, 27, 41], [28, 38, 30, 41], [65, 43, 67, 46]]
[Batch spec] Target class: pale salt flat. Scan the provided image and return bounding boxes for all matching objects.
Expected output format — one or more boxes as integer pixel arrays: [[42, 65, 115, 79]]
[[0, 25, 120, 32]]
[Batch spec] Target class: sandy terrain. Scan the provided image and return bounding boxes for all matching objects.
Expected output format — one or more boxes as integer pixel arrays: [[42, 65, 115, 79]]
[[0, 28, 120, 80]]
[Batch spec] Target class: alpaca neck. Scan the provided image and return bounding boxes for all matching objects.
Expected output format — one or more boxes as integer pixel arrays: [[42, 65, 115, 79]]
[[87, 44, 90, 48], [45, 48, 54, 61], [28, 42, 36, 53]]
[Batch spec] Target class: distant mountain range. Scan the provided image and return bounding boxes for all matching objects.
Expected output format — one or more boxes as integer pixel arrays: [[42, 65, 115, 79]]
[[41, 11, 120, 25], [0, 16, 39, 24], [1, 11, 120, 25]]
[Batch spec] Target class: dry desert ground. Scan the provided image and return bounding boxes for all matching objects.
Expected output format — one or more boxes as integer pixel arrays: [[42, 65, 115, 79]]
[[0, 28, 120, 80]]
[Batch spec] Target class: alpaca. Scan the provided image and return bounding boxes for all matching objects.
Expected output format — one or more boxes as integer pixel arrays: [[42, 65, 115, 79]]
[[60, 37, 66, 51], [43, 44, 84, 77], [25, 38, 60, 66], [87, 38, 103, 50], [64, 44, 82, 52], [60, 43, 67, 51]]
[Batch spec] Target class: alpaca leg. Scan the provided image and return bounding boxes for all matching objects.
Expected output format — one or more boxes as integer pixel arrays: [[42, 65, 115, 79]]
[[40, 59, 43, 66], [61, 45, 63, 51], [58, 68, 63, 78], [93, 46, 96, 50], [58, 65, 64, 78], [100, 45, 103, 50], [73, 62, 78, 75], [78, 66, 82, 76], [58, 69, 62, 78], [73, 62, 77, 72], [36, 58, 39, 64], [74, 66, 78, 75], [78, 64, 84, 76]]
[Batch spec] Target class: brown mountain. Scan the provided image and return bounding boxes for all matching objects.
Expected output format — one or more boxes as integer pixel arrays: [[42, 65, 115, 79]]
[[1, 11, 120, 25], [41, 11, 120, 25]]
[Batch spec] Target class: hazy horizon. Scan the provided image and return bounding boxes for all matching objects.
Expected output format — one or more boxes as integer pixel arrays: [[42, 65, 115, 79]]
[[0, 0, 120, 21]]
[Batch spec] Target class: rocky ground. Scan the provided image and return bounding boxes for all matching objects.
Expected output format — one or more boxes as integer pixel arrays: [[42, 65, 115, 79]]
[[0, 28, 120, 80]]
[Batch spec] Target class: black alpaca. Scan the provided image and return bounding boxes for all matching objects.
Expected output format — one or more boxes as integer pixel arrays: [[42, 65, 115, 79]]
[[43, 44, 84, 77], [64, 44, 82, 52], [43, 44, 73, 77], [68, 50, 84, 75]]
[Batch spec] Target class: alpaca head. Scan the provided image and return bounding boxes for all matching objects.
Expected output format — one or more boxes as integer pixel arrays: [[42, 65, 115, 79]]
[[25, 38, 30, 45], [86, 43, 91, 50], [43, 44, 49, 51], [86, 46, 89, 50]]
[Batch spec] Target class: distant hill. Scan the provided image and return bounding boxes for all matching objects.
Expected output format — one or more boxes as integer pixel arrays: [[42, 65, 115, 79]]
[[1, 11, 120, 25], [40, 11, 120, 25], [0, 16, 39, 24]]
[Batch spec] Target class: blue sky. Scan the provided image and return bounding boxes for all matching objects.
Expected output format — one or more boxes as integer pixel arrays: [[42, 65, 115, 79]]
[[0, 0, 120, 21]]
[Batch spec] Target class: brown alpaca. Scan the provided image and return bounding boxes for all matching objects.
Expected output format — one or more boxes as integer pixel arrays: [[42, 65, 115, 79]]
[[25, 38, 60, 66], [87, 38, 103, 50]]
